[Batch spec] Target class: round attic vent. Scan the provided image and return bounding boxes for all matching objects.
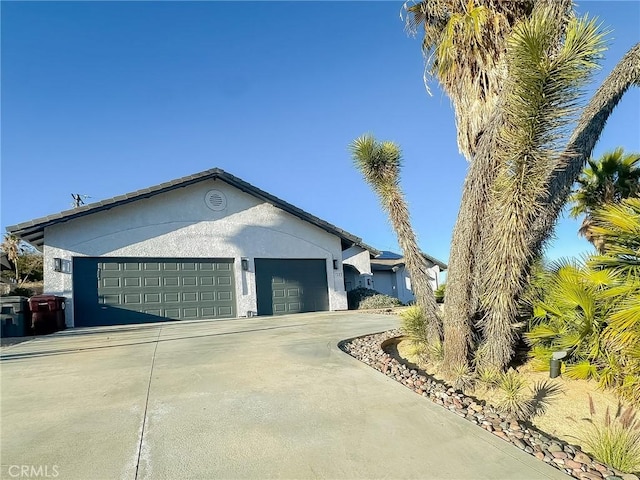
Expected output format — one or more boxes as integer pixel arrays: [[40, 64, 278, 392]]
[[205, 189, 227, 211]]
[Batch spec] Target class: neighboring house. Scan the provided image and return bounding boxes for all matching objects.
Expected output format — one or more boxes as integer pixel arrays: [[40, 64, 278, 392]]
[[370, 251, 447, 305], [7, 168, 377, 327]]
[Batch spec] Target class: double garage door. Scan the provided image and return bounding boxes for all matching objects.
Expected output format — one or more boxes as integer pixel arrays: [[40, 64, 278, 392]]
[[73, 257, 330, 327], [73, 258, 236, 327]]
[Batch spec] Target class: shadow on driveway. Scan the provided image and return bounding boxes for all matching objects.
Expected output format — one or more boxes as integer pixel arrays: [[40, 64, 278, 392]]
[[0, 323, 303, 362]]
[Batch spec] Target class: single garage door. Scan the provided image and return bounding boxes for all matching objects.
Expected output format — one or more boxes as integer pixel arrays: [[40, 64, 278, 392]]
[[254, 258, 329, 316], [73, 257, 235, 327]]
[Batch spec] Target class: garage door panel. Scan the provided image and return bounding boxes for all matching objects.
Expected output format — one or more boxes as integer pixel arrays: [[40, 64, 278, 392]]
[[255, 259, 329, 316], [217, 291, 232, 301], [124, 277, 140, 287], [164, 292, 180, 302], [74, 257, 236, 326], [144, 277, 160, 287]]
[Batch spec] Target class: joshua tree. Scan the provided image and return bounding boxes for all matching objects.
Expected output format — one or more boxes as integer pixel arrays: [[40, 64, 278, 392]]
[[350, 134, 442, 344], [406, 0, 640, 370]]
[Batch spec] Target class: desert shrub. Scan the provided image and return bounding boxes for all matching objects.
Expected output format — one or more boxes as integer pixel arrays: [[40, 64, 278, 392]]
[[578, 396, 640, 473], [495, 369, 562, 421], [400, 306, 444, 364], [434, 283, 445, 303], [358, 293, 402, 310], [400, 305, 428, 344], [347, 287, 377, 309], [8, 287, 33, 297]]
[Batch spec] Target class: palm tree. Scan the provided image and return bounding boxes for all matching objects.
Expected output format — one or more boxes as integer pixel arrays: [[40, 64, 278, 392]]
[[590, 198, 640, 405], [570, 148, 640, 251], [350, 134, 442, 344], [526, 199, 640, 405], [1, 234, 22, 282]]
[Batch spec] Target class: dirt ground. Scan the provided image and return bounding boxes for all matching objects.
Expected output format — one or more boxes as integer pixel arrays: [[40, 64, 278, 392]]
[[397, 339, 624, 447]]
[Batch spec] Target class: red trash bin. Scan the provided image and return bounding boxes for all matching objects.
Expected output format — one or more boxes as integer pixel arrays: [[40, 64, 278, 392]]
[[28, 295, 66, 335]]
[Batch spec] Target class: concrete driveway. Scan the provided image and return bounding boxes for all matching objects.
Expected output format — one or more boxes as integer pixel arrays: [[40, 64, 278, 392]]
[[1, 312, 566, 480]]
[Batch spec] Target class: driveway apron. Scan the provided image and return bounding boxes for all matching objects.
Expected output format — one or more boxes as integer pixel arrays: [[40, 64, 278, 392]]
[[1, 313, 567, 479]]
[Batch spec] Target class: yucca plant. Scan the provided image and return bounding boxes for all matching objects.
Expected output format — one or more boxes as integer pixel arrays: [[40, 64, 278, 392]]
[[476, 366, 500, 389], [476, 8, 607, 371], [400, 305, 430, 346], [579, 396, 640, 473], [495, 369, 533, 420], [350, 135, 442, 347]]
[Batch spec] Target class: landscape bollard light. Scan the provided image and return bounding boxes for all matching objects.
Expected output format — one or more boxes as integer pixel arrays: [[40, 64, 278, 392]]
[[550, 351, 567, 378]]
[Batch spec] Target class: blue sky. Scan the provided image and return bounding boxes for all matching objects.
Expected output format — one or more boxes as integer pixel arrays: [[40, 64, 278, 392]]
[[2, 1, 639, 264]]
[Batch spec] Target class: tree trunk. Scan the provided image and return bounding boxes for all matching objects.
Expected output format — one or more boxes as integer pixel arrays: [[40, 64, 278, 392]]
[[442, 117, 503, 370], [386, 191, 442, 343], [528, 43, 640, 257]]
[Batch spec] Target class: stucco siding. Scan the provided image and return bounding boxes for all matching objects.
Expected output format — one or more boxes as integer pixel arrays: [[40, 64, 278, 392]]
[[342, 246, 372, 274], [43, 180, 347, 326]]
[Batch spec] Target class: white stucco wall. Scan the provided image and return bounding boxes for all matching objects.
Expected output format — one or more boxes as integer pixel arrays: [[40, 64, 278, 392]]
[[372, 263, 440, 305], [43, 179, 347, 326], [342, 246, 372, 274]]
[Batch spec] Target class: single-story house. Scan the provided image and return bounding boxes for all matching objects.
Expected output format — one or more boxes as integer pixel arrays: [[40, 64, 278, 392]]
[[7, 168, 445, 327], [369, 251, 446, 305]]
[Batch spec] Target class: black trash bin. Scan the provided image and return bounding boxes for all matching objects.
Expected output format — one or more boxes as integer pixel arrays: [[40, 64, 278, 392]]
[[29, 295, 66, 335], [1, 296, 30, 337]]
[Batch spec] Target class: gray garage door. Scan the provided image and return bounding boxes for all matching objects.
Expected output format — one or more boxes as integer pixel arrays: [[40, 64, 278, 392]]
[[73, 258, 235, 327], [254, 259, 329, 316]]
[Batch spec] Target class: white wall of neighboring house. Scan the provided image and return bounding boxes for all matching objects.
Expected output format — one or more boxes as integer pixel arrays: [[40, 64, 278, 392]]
[[42, 179, 348, 327], [371, 263, 442, 305], [342, 245, 374, 291]]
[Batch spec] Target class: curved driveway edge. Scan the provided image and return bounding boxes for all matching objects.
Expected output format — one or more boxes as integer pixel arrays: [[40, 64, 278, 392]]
[[1, 312, 567, 479]]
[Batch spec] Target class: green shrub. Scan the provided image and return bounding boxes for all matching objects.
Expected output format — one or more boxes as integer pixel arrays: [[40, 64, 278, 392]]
[[579, 396, 640, 473], [434, 283, 446, 303], [494, 370, 562, 421], [347, 287, 377, 309], [8, 287, 33, 297], [347, 287, 402, 310], [400, 305, 428, 344]]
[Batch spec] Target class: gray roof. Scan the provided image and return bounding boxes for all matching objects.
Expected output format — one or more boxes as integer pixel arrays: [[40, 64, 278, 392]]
[[371, 253, 448, 271], [7, 168, 380, 254]]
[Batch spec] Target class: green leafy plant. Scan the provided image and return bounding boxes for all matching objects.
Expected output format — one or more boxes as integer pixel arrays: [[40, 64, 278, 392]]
[[525, 199, 640, 405], [495, 369, 533, 419], [476, 366, 500, 389], [450, 362, 474, 392], [400, 305, 429, 345], [578, 396, 640, 473], [434, 283, 446, 303], [493, 370, 563, 421]]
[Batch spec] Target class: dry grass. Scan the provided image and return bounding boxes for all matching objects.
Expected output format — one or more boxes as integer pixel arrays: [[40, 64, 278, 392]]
[[397, 339, 623, 446]]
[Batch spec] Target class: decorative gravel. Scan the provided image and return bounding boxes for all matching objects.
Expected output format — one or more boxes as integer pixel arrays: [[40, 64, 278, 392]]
[[339, 330, 639, 480]]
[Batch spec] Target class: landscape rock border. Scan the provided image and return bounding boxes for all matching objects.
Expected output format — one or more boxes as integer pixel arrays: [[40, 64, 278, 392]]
[[339, 330, 639, 480]]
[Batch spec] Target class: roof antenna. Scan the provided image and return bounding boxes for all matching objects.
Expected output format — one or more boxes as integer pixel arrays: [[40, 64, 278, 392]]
[[71, 194, 91, 208]]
